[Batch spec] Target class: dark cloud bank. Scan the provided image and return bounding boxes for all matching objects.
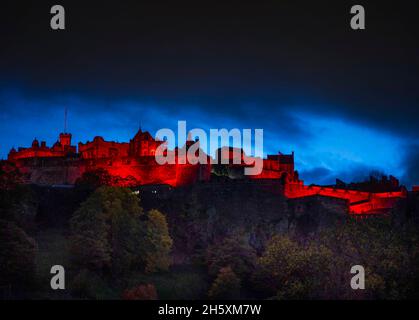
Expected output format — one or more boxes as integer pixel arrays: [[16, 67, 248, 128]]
[[0, 1, 418, 186]]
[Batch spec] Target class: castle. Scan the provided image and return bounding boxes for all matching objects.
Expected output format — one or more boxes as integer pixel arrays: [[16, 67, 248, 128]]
[[7, 128, 213, 187], [9, 132, 76, 160], [6, 126, 408, 215]]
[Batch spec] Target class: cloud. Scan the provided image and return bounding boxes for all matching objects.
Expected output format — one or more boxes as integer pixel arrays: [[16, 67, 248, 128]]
[[1, 90, 413, 188], [0, 91, 310, 159], [0, 1, 418, 187], [0, 1, 418, 141], [299, 167, 333, 185], [299, 163, 388, 186], [401, 143, 419, 188]]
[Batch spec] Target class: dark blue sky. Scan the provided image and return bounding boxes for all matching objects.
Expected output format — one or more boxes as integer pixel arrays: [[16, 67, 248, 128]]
[[1, 1, 418, 187]]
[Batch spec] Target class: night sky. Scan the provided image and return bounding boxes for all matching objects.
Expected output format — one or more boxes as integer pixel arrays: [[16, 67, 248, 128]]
[[0, 1, 418, 187]]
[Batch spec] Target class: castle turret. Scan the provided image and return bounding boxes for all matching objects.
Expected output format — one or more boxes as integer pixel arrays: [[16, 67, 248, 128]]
[[59, 133, 72, 147], [129, 128, 161, 157], [32, 138, 39, 148], [185, 132, 196, 150]]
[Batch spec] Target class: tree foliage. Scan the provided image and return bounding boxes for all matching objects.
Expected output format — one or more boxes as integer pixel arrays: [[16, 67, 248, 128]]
[[122, 283, 158, 300], [208, 266, 241, 300], [255, 218, 419, 299], [0, 162, 37, 228], [144, 209, 173, 273], [76, 169, 140, 190], [0, 161, 24, 190], [318, 218, 414, 299], [70, 186, 144, 273], [75, 168, 113, 190], [70, 187, 172, 275], [0, 219, 38, 286], [206, 233, 257, 279], [257, 235, 333, 299]]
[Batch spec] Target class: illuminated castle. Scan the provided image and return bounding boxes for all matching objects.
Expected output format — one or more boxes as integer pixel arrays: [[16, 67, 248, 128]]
[[7, 127, 214, 187], [78, 129, 163, 160], [8, 133, 76, 160], [6, 123, 408, 215]]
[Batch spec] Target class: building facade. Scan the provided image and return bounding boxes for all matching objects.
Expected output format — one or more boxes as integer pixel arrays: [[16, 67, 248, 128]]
[[6, 126, 407, 215]]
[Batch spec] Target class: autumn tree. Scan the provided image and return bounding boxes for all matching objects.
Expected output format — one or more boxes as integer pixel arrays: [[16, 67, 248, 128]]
[[143, 209, 173, 273], [70, 186, 144, 274], [70, 187, 172, 275], [319, 218, 413, 299], [206, 233, 257, 279], [0, 162, 37, 228], [254, 218, 418, 300], [75, 168, 113, 190], [256, 235, 333, 299], [122, 283, 158, 300], [208, 266, 241, 300]]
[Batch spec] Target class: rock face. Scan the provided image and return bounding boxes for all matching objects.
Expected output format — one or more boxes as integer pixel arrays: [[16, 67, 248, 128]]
[[139, 180, 349, 260], [287, 195, 349, 236], [30, 180, 413, 264], [12, 157, 85, 186], [11, 157, 211, 187], [7, 127, 300, 194]]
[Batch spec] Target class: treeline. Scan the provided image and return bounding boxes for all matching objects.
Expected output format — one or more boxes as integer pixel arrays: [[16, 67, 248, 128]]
[[1, 165, 419, 299], [0, 166, 173, 299], [203, 219, 419, 299]]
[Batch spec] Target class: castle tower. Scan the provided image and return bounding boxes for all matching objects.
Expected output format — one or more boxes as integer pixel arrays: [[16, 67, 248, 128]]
[[59, 133, 72, 147], [32, 138, 39, 148], [59, 106, 72, 148]]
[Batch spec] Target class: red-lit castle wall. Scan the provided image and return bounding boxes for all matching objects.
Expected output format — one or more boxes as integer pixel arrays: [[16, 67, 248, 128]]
[[249, 153, 295, 180], [11, 157, 84, 185], [284, 180, 407, 214], [78, 136, 129, 159], [6, 128, 407, 215], [219, 149, 407, 215], [8, 133, 76, 161], [7, 129, 211, 187], [82, 156, 211, 187]]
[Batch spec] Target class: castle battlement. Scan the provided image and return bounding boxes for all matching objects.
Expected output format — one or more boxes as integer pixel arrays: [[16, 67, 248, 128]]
[[6, 126, 406, 215]]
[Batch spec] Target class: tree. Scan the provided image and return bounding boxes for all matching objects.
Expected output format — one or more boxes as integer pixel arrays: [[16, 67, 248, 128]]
[[143, 209, 173, 273], [70, 187, 173, 275], [206, 233, 257, 279], [70, 186, 144, 274], [319, 218, 413, 299], [112, 175, 140, 188], [256, 235, 333, 299], [71, 268, 113, 299], [0, 162, 37, 228], [0, 161, 24, 190], [0, 219, 38, 286], [254, 219, 417, 300], [76, 169, 140, 189], [208, 266, 241, 299], [75, 168, 113, 190], [0, 185, 37, 229], [122, 283, 158, 300]]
